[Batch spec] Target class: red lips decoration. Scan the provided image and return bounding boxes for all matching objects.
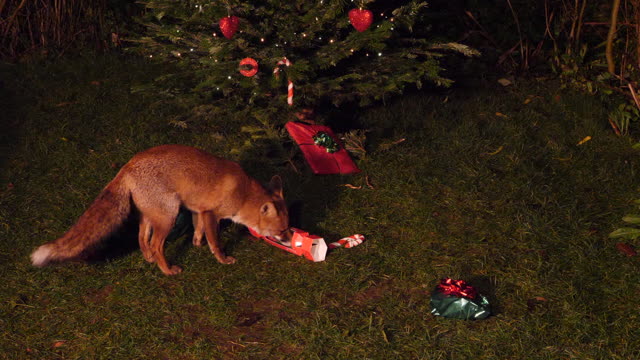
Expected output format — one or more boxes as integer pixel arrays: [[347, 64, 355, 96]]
[[239, 57, 258, 77]]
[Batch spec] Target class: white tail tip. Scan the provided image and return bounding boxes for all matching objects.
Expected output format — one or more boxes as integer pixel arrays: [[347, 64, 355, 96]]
[[31, 244, 53, 267]]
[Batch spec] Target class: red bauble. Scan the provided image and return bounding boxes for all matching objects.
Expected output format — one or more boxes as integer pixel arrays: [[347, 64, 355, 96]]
[[219, 16, 239, 39], [348, 8, 373, 32], [239, 57, 258, 77]]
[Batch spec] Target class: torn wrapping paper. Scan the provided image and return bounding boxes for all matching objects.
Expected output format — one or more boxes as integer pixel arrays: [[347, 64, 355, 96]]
[[249, 227, 328, 262]]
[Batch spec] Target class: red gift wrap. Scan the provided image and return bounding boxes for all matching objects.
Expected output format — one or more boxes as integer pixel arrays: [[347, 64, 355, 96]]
[[285, 121, 360, 175]]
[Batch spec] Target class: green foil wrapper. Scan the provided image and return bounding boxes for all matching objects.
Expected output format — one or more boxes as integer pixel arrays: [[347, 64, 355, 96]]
[[312, 131, 339, 153], [430, 288, 491, 320]]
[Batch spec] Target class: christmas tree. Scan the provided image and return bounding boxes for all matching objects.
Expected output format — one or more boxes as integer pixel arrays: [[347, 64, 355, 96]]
[[130, 0, 478, 124]]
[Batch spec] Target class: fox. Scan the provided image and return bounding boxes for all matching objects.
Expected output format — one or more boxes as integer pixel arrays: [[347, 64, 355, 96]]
[[30, 144, 291, 275]]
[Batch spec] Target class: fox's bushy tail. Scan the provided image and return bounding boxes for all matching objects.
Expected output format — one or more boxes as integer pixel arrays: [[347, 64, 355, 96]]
[[31, 175, 131, 266]]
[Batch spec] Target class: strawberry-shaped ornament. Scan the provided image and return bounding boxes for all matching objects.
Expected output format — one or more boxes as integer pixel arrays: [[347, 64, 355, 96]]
[[348, 8, 373, 32], [219, 15, 239, 39]]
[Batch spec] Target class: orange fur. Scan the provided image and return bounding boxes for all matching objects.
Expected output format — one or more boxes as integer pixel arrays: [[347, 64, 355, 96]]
[[31, 145, 290, 275]]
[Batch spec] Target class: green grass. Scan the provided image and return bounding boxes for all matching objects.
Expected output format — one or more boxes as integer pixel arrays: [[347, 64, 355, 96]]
[[2, 54, 640, 359]]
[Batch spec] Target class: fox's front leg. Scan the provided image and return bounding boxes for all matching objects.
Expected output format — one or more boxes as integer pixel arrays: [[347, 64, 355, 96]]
[[201, 211, 236, 264]]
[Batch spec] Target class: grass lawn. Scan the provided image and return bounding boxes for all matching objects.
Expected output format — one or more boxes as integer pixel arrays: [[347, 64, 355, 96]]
[[1, 54, 640, 359]]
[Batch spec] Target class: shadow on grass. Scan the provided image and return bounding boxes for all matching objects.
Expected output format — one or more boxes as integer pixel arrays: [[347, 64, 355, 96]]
[[83, 210, 141, 264], [85, 207, 194, 265], [466, 275, 501, 315]]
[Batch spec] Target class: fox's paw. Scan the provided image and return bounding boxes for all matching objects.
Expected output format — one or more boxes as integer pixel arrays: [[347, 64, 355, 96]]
[[142, 251, 156, 263], [219, 256, 236, 265], [163, 265, 183, 275], [192, 235, 204, 247]]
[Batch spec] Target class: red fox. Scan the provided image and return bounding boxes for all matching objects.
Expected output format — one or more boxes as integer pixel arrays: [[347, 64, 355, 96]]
[[30, 144, 291, 275]]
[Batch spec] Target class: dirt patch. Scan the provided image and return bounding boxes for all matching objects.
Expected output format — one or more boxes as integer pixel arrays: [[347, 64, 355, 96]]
[[223, 297, 309, 358], [161, 304, 218, 346], [333, 278, 429, 314], [83, 285, 114, 304], [160, 297, 304, 359], [351, 279, 394, 307]]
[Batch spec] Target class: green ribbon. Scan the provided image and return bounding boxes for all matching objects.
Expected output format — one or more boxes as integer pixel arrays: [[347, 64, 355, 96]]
[[312, 131, 339, 153]]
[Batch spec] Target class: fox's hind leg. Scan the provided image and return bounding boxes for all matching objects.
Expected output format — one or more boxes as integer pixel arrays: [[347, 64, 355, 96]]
[[148, 219, 182, 275], [134, 194, 182, 275], [138, 216, 154, 263], [192, 212, 205, 246]]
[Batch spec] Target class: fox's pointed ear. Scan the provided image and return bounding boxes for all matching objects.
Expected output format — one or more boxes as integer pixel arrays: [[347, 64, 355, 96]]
[[261, 202, 276, 216], [269, 175, 283, 197]]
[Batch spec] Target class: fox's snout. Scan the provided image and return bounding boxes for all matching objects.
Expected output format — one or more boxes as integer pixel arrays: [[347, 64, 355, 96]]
[[277, 228, 293, 245]]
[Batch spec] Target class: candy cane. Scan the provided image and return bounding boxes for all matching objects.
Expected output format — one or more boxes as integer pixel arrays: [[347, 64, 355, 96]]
[[274, 57, 293, 106], [328, 234, 365, 250]]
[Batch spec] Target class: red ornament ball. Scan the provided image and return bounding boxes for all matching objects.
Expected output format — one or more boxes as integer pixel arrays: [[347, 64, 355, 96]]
[[219, 16, 239, 39], [348, 8, 373, 32], [239, 58, 259, 77]]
